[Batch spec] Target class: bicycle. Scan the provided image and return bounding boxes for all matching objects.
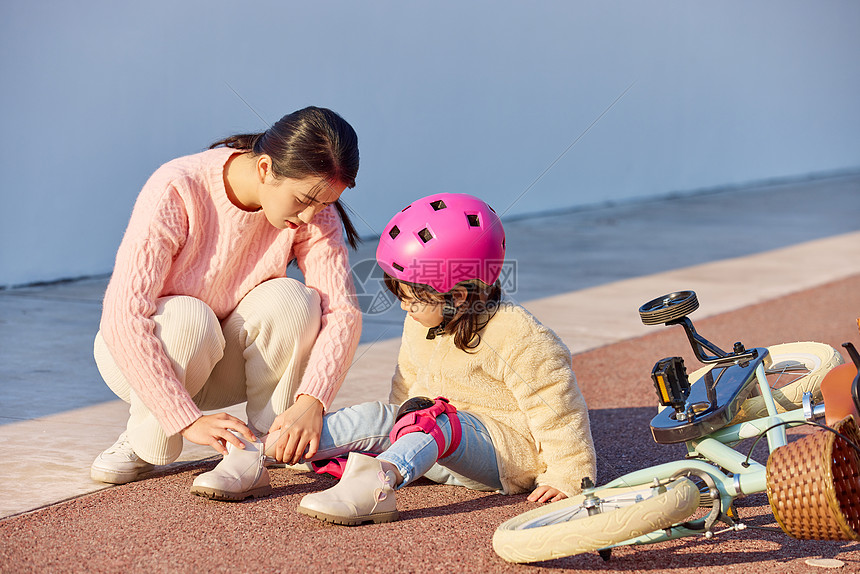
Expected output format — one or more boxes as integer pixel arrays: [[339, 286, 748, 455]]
[[492, 290, 855, 563]]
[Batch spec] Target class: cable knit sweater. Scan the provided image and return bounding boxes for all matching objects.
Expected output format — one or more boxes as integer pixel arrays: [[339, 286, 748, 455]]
[[100, 148, 362, 436], [389, 296, 596, 497]]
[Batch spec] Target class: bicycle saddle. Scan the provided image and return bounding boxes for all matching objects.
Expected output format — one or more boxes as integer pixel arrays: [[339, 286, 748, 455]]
[[821, 342, 860, 427]]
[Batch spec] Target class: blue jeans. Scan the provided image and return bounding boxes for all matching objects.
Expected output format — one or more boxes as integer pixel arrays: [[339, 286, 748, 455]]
[[308, 401, 502, 492]]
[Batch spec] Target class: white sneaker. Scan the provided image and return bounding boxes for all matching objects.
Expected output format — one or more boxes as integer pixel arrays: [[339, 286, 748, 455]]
[[91, 432, 155, 484], [190, 433, 272, 501], [297, 452, 400, 525]]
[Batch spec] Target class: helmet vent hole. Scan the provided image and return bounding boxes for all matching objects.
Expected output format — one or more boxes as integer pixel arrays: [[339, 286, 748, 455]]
[[466, 214, 481, 227], [392, 262, 404, 272], [389, 226, 400, 239], [417, 228, 434, 243], [429, 200, 447, 211]]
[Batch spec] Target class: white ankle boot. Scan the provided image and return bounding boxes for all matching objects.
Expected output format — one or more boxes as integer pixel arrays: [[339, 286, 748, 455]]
[[190, 433, 272, 501], [91, 432, 155, 484], [297, 452, 399, 525]]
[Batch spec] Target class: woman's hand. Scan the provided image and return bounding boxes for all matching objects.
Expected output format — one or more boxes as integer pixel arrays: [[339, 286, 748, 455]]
[[180, 413, 257, 456], [528, 485, 568, 503], [266, 394, 324, 464]]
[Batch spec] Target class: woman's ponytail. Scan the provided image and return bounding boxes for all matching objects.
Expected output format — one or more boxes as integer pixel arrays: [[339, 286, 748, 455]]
[[208, 133, 263, 151]]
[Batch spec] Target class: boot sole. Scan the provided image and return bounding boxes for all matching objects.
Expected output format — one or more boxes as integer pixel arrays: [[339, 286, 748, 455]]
[[90, 465, 154, 485], [296, 505, 400, 526], [190, 484, 273, 501]]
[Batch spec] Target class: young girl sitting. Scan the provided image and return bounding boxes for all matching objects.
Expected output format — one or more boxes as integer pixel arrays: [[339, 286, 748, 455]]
[[294, 192, 596, 525]]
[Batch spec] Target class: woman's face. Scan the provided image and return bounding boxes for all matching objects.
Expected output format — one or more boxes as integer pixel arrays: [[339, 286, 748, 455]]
[[259, 175, 346, 230]]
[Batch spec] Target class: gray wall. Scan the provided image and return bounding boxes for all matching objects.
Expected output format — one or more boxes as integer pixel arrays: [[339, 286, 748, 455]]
[[2, 1, 859, 287]]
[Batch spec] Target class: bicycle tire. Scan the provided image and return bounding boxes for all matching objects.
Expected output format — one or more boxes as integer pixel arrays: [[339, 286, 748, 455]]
[[492, 477, 700, 563], [706, 342, 841, 424]]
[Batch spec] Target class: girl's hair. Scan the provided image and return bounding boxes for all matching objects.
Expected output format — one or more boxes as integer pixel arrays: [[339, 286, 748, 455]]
[[210, 106, 361, 248], [384, 275, 502, 352]]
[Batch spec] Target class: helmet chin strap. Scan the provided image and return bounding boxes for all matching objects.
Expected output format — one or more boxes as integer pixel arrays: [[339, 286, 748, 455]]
[[426, 294, 458, 340]]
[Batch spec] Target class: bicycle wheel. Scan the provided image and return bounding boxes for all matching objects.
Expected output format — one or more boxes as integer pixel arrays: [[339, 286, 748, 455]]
[[708, 342, 842, 424], [492, 477, 700, 563]]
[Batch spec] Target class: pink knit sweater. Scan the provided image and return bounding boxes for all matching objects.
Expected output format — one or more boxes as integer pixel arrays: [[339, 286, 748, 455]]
[[100, 148, 362, 436]]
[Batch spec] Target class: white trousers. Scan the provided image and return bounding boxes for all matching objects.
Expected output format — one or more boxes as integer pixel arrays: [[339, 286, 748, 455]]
[[94, 278, 322, 465]]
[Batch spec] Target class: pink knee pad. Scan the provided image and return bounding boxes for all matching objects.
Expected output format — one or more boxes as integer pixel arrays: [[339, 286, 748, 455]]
[[311, 453, 377, 479], [389, 397, 462, 459]]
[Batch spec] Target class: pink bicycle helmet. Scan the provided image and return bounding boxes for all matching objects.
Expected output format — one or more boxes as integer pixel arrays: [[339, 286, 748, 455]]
[[376, 193, 506, 293]]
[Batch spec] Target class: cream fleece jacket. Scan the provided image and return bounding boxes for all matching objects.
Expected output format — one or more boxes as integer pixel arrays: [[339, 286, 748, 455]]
[[100, 148, 361, 436], [389, 296, 596, 496]]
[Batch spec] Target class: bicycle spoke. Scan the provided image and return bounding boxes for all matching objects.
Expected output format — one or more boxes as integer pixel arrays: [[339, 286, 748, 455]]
[[765, 363, 810, 389], [519, 492, 652, 529]]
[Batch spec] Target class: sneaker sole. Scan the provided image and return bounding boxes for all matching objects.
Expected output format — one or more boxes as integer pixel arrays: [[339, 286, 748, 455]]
[[190, 484, 273, 501], [296, 505, 400, 526]]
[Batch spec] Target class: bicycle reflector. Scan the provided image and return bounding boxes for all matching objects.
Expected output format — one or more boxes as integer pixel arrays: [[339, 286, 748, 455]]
[[652, 356, 690, 412]]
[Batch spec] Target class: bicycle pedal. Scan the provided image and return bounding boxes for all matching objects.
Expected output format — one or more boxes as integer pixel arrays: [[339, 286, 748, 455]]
[[726, 504, 740, 521]]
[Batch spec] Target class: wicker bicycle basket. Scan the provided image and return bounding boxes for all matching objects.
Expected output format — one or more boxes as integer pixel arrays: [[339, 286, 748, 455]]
[[766, 415, 860, 540]]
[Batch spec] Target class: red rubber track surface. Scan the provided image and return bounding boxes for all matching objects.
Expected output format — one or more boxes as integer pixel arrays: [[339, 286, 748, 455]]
[[2, 275, 860, 574]]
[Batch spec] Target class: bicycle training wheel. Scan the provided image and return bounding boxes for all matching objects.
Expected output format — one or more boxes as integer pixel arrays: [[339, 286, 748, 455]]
[[492, 477, 700, 563], [639, 291, 699, 325]]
